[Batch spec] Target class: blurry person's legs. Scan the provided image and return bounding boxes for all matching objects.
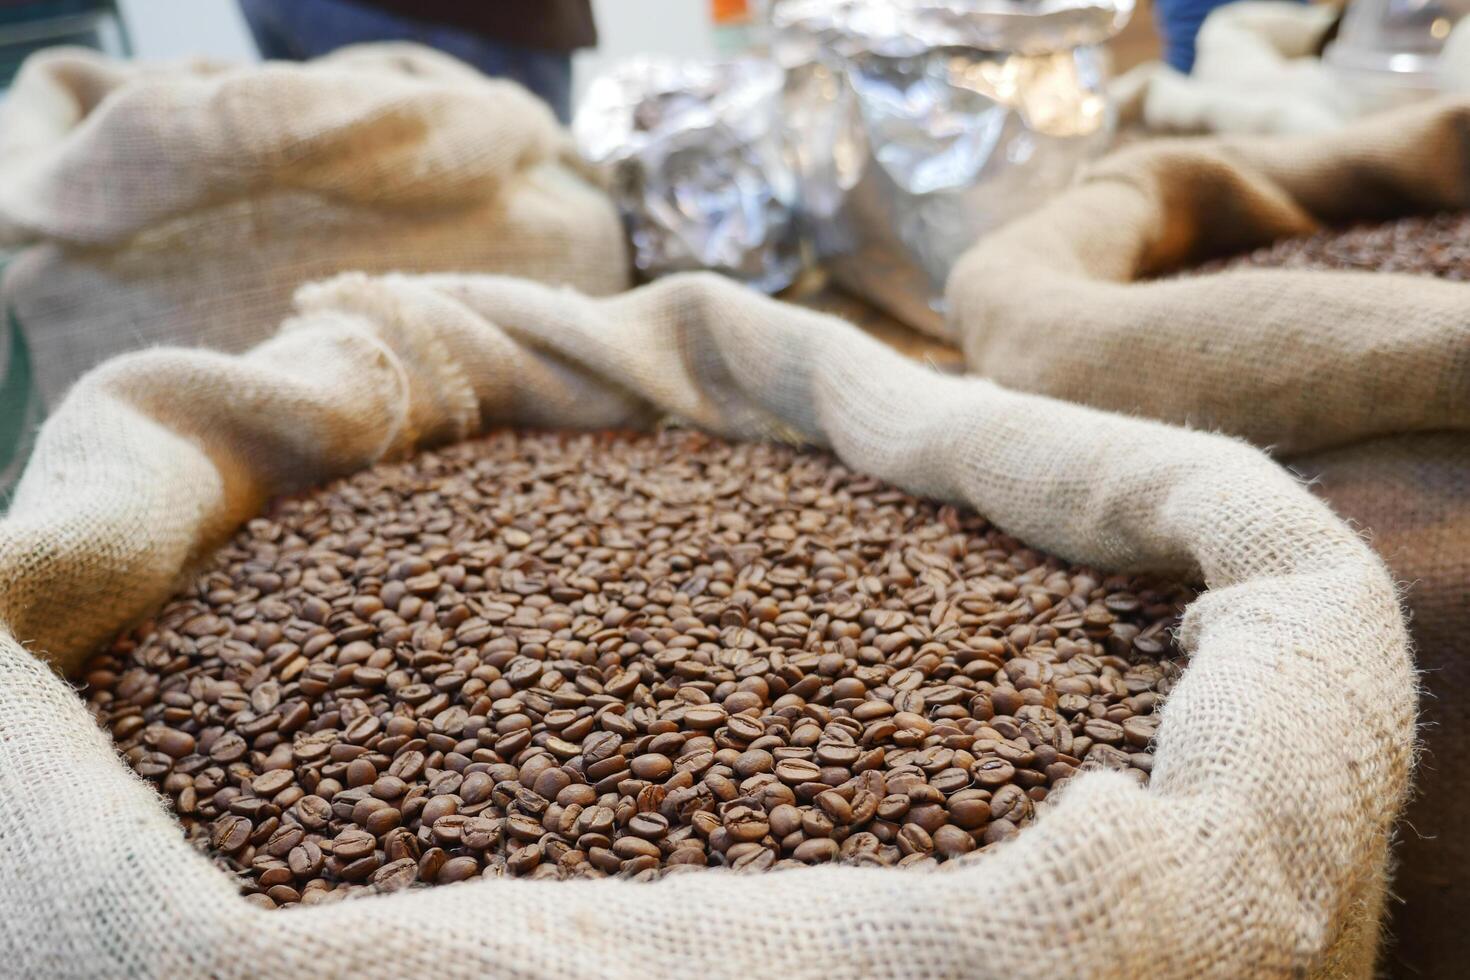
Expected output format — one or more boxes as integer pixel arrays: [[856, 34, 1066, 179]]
[[237, 0, 574, 121], [417, 27, 573, 122], [239, 0, 410, 59]]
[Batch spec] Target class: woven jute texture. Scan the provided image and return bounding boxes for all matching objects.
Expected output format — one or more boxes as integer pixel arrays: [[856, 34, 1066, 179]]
[[946, 97, 1468, 975], [0, 44, 630, 409], [0, 271, 1412, 978]]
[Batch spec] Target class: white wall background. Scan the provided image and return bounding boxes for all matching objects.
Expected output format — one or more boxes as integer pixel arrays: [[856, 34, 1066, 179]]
[[576, 0, 716, 99], [117, 0, 256, 61], [115, 0, 716, 105]]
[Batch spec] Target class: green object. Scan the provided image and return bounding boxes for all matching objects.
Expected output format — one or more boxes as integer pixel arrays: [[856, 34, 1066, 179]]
[[0, 1, 130, 89], [0, 282, 44, 507]]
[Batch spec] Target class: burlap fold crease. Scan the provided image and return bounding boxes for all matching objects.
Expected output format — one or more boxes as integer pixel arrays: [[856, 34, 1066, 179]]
[[0, 272, 1412, 978]]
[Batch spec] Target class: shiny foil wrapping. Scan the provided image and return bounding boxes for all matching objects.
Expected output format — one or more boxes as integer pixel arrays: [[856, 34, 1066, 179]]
[[574, 57, 801, 292], [774, 0, 1128, 334]]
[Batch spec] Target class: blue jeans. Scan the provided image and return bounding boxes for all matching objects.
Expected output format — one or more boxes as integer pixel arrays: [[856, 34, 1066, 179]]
[[1153, 0, 1308, 72], [238, 0, 573, 121]]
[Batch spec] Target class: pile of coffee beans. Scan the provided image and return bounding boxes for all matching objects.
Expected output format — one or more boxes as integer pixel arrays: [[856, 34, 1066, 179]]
[[84, 429, 1192, 907], [1196, 211, 1470, 279]]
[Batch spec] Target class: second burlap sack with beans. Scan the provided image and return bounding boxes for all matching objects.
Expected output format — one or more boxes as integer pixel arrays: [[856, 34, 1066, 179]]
[[946, 96, 1470, 975], [0, 43, 631, 411], [0, 270, 1412, 977]]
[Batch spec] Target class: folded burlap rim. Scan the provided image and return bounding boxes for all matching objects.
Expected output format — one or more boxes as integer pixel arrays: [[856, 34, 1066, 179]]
[[0, 272, 1413, 978]]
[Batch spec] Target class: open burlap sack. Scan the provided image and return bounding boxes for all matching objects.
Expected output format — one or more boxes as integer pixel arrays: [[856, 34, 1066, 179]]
[[0, 270, 1412, 978], [947, 96, 1470, 456], [1113, 4, 1470, 139], [0, 43, 630, 411], [945, 97, 1469, 975], [1112, 2, 1356, 136]]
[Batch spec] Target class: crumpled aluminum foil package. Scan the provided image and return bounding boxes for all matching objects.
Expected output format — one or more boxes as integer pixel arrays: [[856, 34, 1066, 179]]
[[575, 57, 801, 292], [774, 0, 1129, 334]]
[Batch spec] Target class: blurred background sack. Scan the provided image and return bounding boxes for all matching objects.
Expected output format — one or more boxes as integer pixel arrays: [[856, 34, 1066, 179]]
[[0, 42, 631, 415], [1116, 0, 1470, 136]]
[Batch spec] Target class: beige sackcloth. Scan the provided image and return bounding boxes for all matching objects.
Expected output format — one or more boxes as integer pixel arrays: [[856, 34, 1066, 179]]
[[0, 43, 630, 409], [0, 270, 1412, 978], [948, 96, 1469, 975], [1111, 3, 1470, 138]]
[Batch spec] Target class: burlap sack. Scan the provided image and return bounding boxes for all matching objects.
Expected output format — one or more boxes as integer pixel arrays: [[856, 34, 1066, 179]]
[[1112, 4, 1470, 139], [1111, 2, 1356, 136], [0, 270, 1412, 978], [948, 97, 1470, 455], [0, 44, 631, 410], [945, 97, 1469, 975]]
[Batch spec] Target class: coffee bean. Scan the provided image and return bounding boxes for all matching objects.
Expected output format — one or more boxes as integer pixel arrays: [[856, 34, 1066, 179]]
[[775, 759, 822, 785], [733, 749, 773, 777], [793, 838, 840, 862], [459, 772, 494, 806], [816, 790, 853, 824], [252, 769, 293, 798], [933, 824, 976, 858], [345, 759, 377, 788], [1083, 719, 1125, 746], [684, 706, 726, 729], [333, 829, 375, 861], [726, 715, 764, 742], [723, 805, 771, 843], [897, 823, 934, 856], [984, 819, 1019, 845], [1195, 211, 1470, 282], [613, 836, 661, 861], [211, 815, 251, 853], [145, 728, 196, 759], [437, 857, 481, 884], [630, 754, 673, 781], [372, 857, 419, 892], [1122, 715, 1159, 748], [973, 758, 1016, 788], [420, 795, 458, 826], [86, 429, 1189, 902], [364, 807, 402, 835], [371, 775, 407, 800]]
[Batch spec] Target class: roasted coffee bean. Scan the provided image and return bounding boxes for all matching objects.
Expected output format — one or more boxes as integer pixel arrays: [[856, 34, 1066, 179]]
[[933, 824, 976, 858], [775, 759, 822, 785], [372, 857, 419, 892], [144, 727, 196, 759], [897, 823, 934, 857], [437, 857, 481, 884], [793, 838, 840, 863], [210, 815, 251, 853], [973, 758, 1016, 788], [630, 754, 673, 781], [628, 812, 670, 840], [815, 790, 853, 824], [86, 429, 1189, 902], [332, 829, 376, 861], [723, 805, 771, 844]]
